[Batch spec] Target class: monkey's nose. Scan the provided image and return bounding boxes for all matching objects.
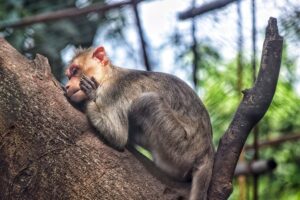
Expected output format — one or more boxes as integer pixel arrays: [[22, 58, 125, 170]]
[[63, 85, 70, 97]]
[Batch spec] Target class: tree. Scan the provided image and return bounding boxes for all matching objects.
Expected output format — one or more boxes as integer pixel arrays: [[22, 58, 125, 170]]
[[0, 18, 282, 200]]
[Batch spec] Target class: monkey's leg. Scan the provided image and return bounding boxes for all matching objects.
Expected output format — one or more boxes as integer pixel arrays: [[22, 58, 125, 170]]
[[86, 101, 128, 151], [128, 92, 192, 180], [189, 154, 213, 200], [129, 92, 213, 200]]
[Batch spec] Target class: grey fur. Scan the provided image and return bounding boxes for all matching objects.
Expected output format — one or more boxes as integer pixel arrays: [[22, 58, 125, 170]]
[[85, 66, 214, 200]]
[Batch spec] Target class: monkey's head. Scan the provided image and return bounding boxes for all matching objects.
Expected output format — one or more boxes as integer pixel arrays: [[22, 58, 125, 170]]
[[65, 46, 111, 103]]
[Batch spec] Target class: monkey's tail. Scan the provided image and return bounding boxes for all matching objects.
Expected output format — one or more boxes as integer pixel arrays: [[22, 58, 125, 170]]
[[189, 150, 214, 200]]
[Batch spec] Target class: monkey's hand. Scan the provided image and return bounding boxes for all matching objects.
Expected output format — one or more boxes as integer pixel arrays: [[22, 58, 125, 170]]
[[80, 75, 99, 101]]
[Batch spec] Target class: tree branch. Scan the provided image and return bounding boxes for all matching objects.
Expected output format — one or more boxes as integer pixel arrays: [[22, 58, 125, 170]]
[[131, 0, 152, 71], [244, 132, 300, 150], [207, 17, 283, 200], [0, 0, 144, 30], [178, 0, 237, 20], [234, 159, 277, 176]]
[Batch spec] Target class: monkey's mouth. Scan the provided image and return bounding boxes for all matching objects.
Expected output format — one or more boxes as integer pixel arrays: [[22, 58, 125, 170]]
[[66, 88, 80, 98], [70, 89, 80, 96], [69, 89, 87, 103]]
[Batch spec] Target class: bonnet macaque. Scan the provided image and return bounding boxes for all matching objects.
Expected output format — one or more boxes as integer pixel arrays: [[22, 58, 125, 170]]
[[65, 46, 214, 200]]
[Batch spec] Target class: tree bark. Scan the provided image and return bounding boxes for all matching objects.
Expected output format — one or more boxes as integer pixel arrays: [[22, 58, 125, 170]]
[[0, 38, 188, 200], [207, 17, 283, 200]]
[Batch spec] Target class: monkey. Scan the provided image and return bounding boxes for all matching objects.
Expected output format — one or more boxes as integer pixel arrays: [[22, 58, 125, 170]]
[[65, 46, 214, 200]]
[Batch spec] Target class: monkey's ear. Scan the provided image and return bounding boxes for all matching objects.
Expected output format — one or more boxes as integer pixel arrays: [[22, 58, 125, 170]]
[[92, 46, 110, 66]]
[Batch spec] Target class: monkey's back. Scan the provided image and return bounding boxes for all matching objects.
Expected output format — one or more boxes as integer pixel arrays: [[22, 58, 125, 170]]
[[111, 67, 214, 158], [113, 67, 211, 128], [96, 66, 214, 180]]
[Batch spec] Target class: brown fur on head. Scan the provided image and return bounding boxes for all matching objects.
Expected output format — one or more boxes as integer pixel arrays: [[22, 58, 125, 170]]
[[65, 46, 112, 103]]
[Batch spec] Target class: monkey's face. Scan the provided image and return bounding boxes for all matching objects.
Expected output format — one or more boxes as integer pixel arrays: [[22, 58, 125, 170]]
[[65, 76, 87, 103], [65, 63, 88, 103], [65, 47, 110, 103]]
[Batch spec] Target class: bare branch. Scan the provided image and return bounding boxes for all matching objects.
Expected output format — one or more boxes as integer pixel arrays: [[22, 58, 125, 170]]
[[178, 0, 237, 20], [207, 17, 283, 200], [131, 0, 152, 71], [245, 132, 300, 150], [234, 159, 277, 176], [0, 0, 144, 30]]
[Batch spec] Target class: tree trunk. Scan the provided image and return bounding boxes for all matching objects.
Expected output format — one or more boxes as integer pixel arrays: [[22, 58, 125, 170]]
[[0, 38, 188, 200]]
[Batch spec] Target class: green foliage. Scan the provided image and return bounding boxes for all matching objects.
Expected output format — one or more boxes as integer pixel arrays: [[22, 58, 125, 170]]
[[258, 142, 300, 200], [196, 44, 300, 199], [135, 145, 153, 160]]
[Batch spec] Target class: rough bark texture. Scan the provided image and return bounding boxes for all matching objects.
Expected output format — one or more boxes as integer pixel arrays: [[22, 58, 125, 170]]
[[0, 38, 188, 200], [207, 17, 283, 200]]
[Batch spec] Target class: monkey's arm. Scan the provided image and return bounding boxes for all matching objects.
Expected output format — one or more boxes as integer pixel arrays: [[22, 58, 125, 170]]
[[80, 76, 128, 150], [86, 101, 128, 151]]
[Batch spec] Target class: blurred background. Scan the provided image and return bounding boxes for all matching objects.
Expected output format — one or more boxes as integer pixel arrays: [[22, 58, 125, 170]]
[[0, 0, 299, 199]]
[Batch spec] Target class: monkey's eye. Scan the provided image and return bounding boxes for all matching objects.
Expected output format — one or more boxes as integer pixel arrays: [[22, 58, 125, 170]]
[[69, 65, 80, 78], [71, 67, 78, 76]]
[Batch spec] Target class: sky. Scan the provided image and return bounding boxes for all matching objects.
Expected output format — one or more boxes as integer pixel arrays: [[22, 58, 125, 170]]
[[63, 0, 300, 93]]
